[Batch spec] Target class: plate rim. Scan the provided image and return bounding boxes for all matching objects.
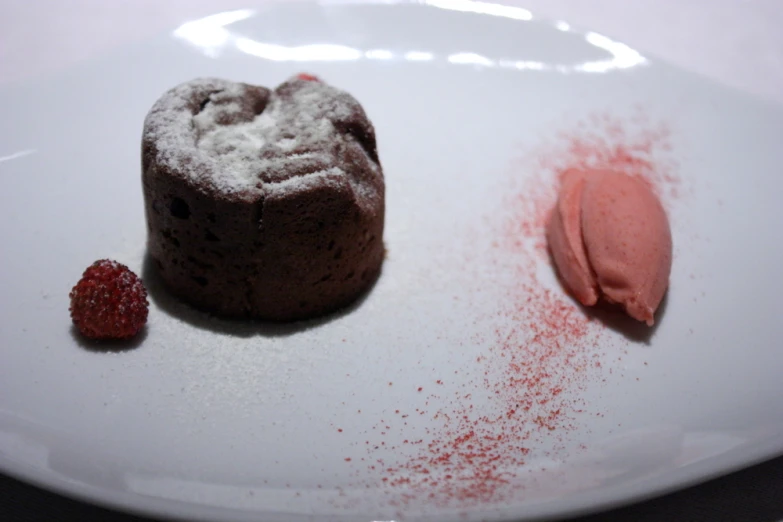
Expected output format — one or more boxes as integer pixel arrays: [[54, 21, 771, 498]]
[[2, 0, 782, 521]]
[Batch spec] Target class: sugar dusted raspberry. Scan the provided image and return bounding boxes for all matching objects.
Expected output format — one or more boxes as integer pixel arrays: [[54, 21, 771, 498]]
[[296, 73, 320, 82], [69, 259, 149, 340]]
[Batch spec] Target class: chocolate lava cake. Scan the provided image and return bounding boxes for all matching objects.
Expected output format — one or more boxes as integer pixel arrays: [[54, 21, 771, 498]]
[[141, 74, 385, 321]]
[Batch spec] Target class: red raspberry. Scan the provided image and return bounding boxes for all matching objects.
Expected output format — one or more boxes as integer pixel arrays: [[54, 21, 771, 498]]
[[69, 259, 149, 340], [296, 73, 320, 82]]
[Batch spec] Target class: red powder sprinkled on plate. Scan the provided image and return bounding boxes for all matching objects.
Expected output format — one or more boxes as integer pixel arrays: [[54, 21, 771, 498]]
[[355, 112, 678, 508]]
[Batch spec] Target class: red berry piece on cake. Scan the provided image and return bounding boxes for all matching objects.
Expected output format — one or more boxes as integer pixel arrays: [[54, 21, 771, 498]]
[[296, 73, 320, 82]]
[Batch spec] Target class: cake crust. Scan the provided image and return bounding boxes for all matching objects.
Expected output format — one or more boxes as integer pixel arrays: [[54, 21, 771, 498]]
[[141, 76, 384, 321]]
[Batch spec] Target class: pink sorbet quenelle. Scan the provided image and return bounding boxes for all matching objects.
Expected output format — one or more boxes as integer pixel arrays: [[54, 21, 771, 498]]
[[547, 168, 672, 325]]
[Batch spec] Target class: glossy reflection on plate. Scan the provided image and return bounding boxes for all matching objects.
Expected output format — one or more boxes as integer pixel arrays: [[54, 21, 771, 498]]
[[173, 4, 646, 73]]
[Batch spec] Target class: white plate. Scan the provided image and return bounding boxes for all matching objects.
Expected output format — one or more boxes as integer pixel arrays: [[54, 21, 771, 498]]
[[1, 1, 782, 521]]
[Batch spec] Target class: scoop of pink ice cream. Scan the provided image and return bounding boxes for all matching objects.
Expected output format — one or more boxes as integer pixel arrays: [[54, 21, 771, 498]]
[[546, 168, 672, 326]]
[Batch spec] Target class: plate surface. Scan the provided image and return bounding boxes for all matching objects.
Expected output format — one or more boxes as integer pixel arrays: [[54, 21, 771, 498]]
[[1, 1, 782, 521]]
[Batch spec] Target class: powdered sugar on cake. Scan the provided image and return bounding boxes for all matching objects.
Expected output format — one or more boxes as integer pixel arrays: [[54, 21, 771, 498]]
[[265, 167, 345, 196], [143, 76, 381, 204]]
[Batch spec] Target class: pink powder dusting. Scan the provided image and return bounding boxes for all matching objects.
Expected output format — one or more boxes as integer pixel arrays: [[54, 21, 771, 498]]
[[351, 112, 679, 509]]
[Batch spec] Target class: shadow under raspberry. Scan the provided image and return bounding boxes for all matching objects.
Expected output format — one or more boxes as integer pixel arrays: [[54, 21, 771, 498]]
[[70, 324, 148, 352], [140, 251, 381, 338]]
